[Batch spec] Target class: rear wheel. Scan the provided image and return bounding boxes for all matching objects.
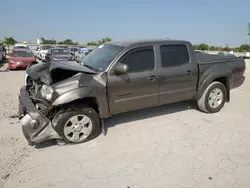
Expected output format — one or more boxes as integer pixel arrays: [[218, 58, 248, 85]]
[[197, 81, 227, 113], [54, 106, 101, 144]]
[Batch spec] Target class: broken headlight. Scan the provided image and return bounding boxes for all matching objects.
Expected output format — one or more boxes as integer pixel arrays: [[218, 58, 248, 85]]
[[40, 85, 54, 100]]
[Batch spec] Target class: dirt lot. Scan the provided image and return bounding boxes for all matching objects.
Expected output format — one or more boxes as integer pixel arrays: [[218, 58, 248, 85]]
[[0, 60, 250, 188]]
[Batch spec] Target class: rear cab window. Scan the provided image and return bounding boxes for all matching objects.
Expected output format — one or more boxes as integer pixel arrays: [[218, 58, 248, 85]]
[[160, 45, 190, 67]]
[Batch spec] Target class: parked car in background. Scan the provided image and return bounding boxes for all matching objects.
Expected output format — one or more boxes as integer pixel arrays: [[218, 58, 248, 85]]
[[217, 52, 237, 57], [0, 52, 4, 62], [0, 44, 6, 62], [8, 49, 36, 70], [67, 46, 79, 56], [75, 48, 89, 63], [195, 50, 208, 54], [36, 45, 53, 60], [13, 44, 30, 51], [55, 45, 68, 49], [19, 39, 245, 145], [44, 48, 75, 61], [243, 52, 250, 59]]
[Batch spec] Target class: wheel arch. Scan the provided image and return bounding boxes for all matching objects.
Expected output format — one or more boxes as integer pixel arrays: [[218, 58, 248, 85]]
[[52, 87, 110, 118], [52, 97, 101, 125], [196, 65, 232, 102], [213, 77, 230, 102]]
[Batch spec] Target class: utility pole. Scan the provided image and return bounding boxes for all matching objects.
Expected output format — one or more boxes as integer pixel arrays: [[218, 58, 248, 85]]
[[248, 22, 250, 35], [225, 44, 230, 51]]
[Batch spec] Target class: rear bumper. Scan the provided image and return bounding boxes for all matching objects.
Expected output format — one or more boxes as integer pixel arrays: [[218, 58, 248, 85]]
[[19, 86, 61, 145]]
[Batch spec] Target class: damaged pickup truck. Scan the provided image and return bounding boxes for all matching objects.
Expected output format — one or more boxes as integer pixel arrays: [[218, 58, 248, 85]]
[[19, 39, 246, 145]]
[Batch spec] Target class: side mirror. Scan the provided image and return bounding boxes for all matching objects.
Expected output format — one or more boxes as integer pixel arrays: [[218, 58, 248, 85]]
[[113, 63, 128, 75]]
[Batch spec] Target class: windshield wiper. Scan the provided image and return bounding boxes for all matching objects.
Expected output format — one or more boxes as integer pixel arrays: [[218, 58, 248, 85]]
[[83, 64, 98, 72]]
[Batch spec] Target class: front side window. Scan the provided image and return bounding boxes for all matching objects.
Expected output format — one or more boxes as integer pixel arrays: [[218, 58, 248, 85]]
[[120, 46, 154, 73], [160, 45, 190, 67]]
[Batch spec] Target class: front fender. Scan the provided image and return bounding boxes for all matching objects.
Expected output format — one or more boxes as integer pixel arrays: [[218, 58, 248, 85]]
[[52, 87, 95, 106], [51, 87, 110, 118]]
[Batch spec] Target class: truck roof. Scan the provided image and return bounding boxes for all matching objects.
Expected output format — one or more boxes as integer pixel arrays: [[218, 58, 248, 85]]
[[106, 39, 191, 47]]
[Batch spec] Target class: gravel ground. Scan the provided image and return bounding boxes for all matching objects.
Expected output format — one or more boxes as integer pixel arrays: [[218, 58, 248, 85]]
[[0, 60, 250, 188]]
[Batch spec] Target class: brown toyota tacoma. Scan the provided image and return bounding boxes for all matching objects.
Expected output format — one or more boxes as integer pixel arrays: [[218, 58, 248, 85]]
[[19, 39, 246, 145]]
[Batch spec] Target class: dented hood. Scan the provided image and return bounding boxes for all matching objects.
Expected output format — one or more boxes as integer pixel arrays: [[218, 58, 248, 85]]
[[26, 60, 97, 85]]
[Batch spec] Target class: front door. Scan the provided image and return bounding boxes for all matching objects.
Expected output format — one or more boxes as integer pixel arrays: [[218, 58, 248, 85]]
[[107, 46, 159, 114]]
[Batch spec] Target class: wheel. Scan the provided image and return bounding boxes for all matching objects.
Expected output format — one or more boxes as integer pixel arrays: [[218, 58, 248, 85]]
[[197, 81, 227, 113], [53, 106, 101, 144]]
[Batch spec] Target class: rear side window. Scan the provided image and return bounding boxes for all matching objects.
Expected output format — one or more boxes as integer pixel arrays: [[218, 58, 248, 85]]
[[160, 45, 190, 67]]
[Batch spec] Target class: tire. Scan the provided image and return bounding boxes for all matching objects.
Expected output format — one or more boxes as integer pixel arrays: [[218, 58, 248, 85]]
[[53, 105, 101, 144], [197, 81, 227, 113]]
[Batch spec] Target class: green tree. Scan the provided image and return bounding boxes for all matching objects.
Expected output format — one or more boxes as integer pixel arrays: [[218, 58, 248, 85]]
[[198, 43, 209, 50], [87, 41, 98, 46], [248, 22, 250, 35], [58, 39, 78, 45], [223, 46, 230, 51], [239, 44, 250, 51], [41, 38, 57, 44], [209, 46, 217, 51], [3, 37, 17, 45], [87, 37, 112, 46]]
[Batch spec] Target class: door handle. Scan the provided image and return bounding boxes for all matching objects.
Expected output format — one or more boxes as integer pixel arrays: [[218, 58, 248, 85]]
[[186, 70, 192, 75], [148, 75, 158, 81]]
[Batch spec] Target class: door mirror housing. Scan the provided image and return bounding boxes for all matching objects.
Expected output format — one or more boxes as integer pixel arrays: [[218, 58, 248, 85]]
[[113, 63, 128, 75]]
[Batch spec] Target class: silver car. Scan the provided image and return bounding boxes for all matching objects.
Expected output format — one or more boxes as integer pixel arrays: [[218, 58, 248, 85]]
[[75, 48, 90, 63]]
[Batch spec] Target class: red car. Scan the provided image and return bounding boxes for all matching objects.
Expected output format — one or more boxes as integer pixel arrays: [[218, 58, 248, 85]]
[[8, 49, 36, 70]]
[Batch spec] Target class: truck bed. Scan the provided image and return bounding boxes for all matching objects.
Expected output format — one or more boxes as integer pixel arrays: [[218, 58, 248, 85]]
[[196, 53, 240, 64]]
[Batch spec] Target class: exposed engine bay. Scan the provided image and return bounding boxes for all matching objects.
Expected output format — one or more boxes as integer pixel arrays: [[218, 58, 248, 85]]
[[24, 60, 106, 118]]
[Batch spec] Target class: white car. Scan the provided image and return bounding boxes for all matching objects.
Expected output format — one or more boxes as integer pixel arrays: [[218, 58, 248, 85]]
[[36, 45, 53, 60], [13, 44, 30, 51]]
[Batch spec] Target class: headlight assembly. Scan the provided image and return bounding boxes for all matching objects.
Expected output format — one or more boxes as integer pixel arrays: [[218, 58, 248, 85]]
[[40, 85, 54, 100], [9, 60, 16, 64]]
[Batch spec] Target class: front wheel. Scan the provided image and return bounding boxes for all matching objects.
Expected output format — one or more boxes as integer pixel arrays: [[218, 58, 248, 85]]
[[53, 106, 101, 144], [197, 81, 227, 113]]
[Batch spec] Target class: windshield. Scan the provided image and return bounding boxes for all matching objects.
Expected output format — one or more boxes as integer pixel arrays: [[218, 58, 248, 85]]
[[83, 44, 124, 71], [51, 49, 70, 55], [41, 46, 51, 50], [14, 46, 29, 50], [12, 51, 34, 57]]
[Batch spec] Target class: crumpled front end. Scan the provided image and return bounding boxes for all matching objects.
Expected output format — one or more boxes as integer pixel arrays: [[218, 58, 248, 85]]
[[18, 86, 61, 145], [19, 61, 106, 145]]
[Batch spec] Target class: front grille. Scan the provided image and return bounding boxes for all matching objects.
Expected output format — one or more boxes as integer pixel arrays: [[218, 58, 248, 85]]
[[25, 77, 52, 116], [26, 77, 40, 100]]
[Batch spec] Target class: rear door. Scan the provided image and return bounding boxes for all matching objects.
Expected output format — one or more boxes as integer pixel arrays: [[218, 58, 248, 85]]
[[107, 46, 159, 114], [157, 43, 198, 105]]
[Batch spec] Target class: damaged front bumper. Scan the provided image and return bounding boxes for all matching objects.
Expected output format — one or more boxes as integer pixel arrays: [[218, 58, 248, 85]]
[[18, 86, 61, 145]]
